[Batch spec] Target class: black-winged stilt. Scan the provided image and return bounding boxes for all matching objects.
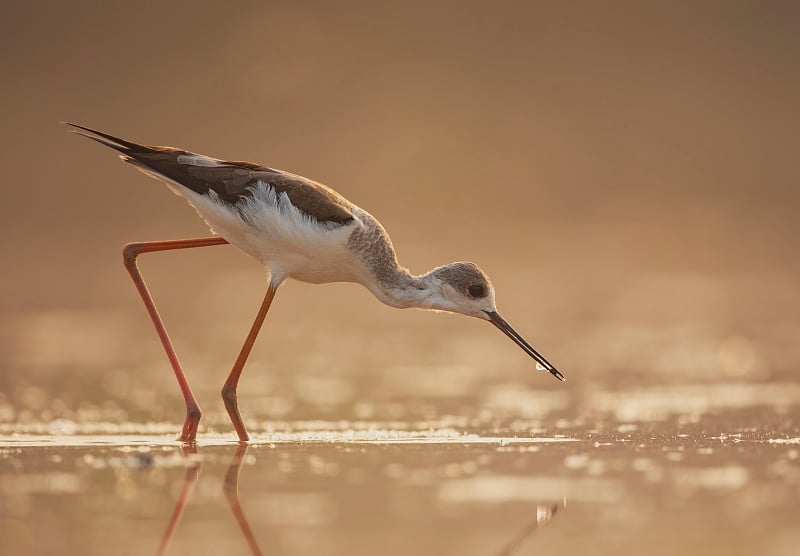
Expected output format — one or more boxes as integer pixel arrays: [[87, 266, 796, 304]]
[[68, 123, 565, 442]]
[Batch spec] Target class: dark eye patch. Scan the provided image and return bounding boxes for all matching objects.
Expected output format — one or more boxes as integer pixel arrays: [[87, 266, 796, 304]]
[[468, 284, 486, 298]]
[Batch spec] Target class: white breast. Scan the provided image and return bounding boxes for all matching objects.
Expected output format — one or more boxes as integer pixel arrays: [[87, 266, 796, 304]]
[[176, 181, 364, 285]]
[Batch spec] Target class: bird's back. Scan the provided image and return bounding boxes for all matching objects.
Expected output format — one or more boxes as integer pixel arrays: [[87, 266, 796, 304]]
[[69, 124, 400, 288]]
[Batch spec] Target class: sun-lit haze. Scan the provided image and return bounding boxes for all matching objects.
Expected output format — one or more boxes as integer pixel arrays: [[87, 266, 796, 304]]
[[2, 2, 799, 382], [0, 2, 798, 556]]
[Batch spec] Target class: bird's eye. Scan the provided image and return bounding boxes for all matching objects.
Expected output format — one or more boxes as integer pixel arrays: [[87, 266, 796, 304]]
[[468, 284, 486, 298]]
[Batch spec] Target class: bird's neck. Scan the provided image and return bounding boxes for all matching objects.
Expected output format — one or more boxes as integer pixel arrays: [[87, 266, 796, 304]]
[[370, 267, 438, 309], [349, 211, 440, 309]]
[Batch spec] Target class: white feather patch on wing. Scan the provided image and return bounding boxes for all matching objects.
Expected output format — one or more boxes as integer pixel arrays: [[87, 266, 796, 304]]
[[176, 153, 224, 167]]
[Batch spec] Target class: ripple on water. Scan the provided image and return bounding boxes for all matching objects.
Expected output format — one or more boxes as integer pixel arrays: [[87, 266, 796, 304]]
[[0, 425, 579, 448]]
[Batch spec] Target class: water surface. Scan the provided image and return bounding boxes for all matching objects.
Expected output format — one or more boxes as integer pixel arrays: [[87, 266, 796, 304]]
[[2, 399, 798, 556]]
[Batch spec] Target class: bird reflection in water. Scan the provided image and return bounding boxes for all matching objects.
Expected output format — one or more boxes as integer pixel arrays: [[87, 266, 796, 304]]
[[493, 500, 564, 556], [157, 444, 262, 556], [223, 445, 262, 556], [155, 444, 562, 556]]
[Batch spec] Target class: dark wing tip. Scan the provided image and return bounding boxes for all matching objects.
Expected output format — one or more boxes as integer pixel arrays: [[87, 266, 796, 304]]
[[69, 130, 127, 153], [64, 123, 142, 152]]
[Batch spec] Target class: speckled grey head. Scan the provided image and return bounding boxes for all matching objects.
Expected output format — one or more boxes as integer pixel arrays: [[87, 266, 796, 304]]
[[419, 261, 497, 320], [429, 262, 493, 301]]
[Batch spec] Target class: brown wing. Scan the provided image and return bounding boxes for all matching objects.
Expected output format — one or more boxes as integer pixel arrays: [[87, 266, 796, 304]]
[[146, 153, 355, 225], [68, 123, 355, 226]]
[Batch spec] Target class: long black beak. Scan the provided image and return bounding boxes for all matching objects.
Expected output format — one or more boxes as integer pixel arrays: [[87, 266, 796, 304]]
[[485, 311, 565, 382]]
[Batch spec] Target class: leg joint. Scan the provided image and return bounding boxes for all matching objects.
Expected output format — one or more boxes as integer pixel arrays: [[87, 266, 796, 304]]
[[221, 385, 237, 406], [122, 243, 142, 269], [186, 405, 202, 421]]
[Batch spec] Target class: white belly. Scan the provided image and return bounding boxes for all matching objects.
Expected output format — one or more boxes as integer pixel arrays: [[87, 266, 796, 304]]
[[176, 182, 365, 285]]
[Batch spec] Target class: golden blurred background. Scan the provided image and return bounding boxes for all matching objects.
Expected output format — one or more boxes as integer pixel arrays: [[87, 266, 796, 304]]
[[1, 1, 799, 423]]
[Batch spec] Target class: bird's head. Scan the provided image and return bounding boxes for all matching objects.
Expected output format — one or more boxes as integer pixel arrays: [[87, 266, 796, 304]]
[[421, 262, 497, 318], [420, 262, 565, 382]]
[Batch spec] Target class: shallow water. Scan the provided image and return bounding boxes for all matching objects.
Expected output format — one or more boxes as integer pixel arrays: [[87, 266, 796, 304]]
[[2, 402, 799, 556], [2, 277, 800, 555]]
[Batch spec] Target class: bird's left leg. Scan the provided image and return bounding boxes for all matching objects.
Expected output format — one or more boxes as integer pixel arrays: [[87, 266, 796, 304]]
[[221, 285, 277, 442]]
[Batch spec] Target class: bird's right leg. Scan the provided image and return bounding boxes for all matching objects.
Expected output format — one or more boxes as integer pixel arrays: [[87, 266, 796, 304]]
[[122, 236, 229, 442]]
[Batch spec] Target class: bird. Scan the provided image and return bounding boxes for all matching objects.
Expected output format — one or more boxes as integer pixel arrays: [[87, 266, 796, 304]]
[[67, 123, 565, 443]]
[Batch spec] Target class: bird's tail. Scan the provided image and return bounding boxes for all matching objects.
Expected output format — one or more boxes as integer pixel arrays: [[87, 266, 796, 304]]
[[64, 122, 196, 193]]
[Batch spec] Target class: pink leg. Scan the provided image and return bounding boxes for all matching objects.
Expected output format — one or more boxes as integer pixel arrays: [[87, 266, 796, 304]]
[[123, 236, 228, 442], [222, 286, 277, 442]]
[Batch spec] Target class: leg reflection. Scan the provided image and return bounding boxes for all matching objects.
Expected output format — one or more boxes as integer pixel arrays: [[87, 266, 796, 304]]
[[157, 445, 201, 556], [493, 501, 564, 556], [223, 443, 263, 556], [156, 444, 263, 556]]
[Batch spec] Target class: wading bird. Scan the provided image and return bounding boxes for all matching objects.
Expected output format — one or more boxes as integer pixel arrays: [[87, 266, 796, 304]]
[[68, 124, 565, 442]]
